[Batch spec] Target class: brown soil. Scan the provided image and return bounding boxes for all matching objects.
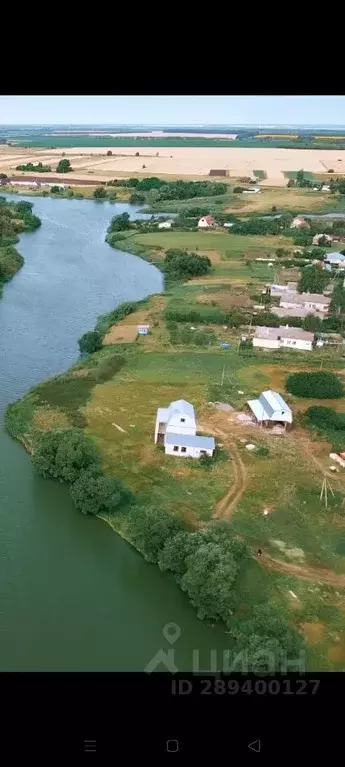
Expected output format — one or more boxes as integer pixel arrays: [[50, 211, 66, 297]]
[[301, 622, 325, 646], [259, 551, 345, 587], [103, 324, 138, 345]]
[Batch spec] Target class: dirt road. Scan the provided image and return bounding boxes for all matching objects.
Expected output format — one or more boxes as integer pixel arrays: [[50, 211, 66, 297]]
[[259, 551, 345, 587]]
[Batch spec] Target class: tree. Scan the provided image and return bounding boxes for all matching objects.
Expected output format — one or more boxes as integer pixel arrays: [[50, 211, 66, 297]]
[[227, 604, 304, 673], [302, 314, 321, 332], [298, 265, 330, 294], [287, 178, 295, 188], [129, 191, 145, 205], [106, 150, 112, 156], [78, 330, 103, 354], [180, 541, 238, 622], [107, 212, 131, 232], [93, 187, 107, 199], [287, 371, 344, 398], [128, 505, 183, 563], [32, 428, 99, 484], [70, 465, 129, 515], [56, 159, 72, 173]]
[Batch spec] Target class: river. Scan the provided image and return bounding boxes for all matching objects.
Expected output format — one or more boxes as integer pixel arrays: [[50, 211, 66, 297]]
[[0, 195, 229, 671]]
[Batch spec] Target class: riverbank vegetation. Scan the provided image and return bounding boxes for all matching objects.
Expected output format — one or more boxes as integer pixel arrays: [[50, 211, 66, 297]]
[[6, 187, 345, 671], [0, 196, 41, 296]]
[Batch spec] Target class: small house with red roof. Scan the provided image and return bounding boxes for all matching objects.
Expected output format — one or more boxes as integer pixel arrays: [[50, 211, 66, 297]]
[[198, 215, 215, 228], [290, 216, 310, 229]]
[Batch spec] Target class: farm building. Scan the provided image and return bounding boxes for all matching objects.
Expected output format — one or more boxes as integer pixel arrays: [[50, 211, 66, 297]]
[[312, 233, 333, 246], [209, 169, 228, 177], [242, 187, 261, 194], [198, 215, 215, 228], [154, 399, 215, 458], [324, 252, 345, 271], [290, 217, 310, 229], [253, 325, 314, 352], [278, 292, 330, 316], [247, 390, 293, 429], [158, 219, 173, 229]]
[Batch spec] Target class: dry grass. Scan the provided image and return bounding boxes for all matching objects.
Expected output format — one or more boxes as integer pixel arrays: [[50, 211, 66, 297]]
[[302, 622, 326, 646], [33, 407, 70, 430], [197, 290, 252, 310], [2, 145, 345, 184], [103, 324, 138, 345]]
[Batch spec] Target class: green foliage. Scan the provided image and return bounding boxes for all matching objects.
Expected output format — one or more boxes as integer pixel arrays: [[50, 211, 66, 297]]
[[169, 324, 216, 346], [298, 265, 330, 294], [303, 314, 322, 332], [56, 158, 72, 173], [78, 330, 103, 354], [256, 445, 270, 457], [107, 212, 131, 232], [330, 279, 345, 314], [50, 185, 64, 194], [15, 162, 52, 172], [159, 523, 249, 622], [287, 371, 344, 399], [93, 186, 107, 199], [163, 248, 211, 282], [126, 505, 183, 563], [70, 465, 130, 515], [95, 299, 147, 337], [305, 406, 345, 451], [0, 198, 41, 291], [227, 604, 305, 673], [32, 428, 99, 484]]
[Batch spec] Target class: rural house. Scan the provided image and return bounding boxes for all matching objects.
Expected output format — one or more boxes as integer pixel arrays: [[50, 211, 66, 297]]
[[158, 219, 173, 229], [247, 390, 293, 429], [323, 252, 345, 271], [290, 217, 310, 229], [312, 233, 333, 246], [253, 325, 314, 352], [154, 399, 215, 458], [267, 282, 298, 297], [279, 292, 330, 316], [198, 215, 215, 228]]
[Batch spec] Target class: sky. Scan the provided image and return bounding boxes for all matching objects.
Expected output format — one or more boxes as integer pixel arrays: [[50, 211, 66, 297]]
[[0, 95, 345, 126]]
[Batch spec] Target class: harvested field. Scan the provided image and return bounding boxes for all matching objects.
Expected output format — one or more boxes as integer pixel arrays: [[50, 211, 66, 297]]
[[2, 145, 345, 184], [103, 324, 138, 345]]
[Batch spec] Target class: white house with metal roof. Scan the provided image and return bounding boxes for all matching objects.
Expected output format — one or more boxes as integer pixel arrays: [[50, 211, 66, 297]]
[[253, 326, 314, 352], [154, 399, 215, 458], [324, 252, 345, 271], [247, 390, 292, 428]]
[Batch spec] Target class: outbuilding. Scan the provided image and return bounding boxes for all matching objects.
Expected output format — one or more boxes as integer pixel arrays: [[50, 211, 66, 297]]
[[198, 215, 215, 228], [247, 390, 292, 429]]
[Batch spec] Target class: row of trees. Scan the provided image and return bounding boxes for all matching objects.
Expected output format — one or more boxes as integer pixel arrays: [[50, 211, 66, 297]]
[[16, 161, 52, 172], [298, 265, 330, 294]]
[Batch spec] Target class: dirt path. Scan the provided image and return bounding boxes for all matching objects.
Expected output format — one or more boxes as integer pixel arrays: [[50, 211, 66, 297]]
[[259, 551, 345, 587], [198, 419, 248, 519]]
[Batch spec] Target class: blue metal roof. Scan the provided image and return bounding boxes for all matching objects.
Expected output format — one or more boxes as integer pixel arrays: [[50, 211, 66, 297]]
[[165, 433, 215, 450]]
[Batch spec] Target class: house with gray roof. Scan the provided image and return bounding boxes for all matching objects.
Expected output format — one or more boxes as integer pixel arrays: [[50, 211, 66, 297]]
[[253, 326, 314, 351], [324, 252, 345, 271], [247, 390, 292, 428], [154, 399, 215, 458]]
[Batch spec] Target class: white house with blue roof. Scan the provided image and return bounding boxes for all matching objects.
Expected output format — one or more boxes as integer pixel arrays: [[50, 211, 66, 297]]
[[154, 399, 215, 458], [247, 390, 292, 429]]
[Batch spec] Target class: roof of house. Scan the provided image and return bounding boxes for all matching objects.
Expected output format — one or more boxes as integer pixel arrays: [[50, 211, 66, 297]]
[[247, 390, 292, 423], [281, 292, 330, 305], [324, 252, 345, 263], [199, 215, 214, 224], [165, 433, 215, 450], [168, 399, 195, 419], [272, 307, 320, 319], [254, 326, 314, 342], [157, 407, 170, 424]]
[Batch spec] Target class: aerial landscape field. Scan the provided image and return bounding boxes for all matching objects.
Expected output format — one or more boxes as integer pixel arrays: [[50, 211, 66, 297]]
[[2, 102, 345, 685]]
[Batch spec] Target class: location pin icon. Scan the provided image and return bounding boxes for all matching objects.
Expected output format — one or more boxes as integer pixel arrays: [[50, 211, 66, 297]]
[[162, 622, 181, 645]]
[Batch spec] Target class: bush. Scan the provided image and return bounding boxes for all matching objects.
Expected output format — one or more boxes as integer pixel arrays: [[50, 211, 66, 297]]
[[93, 187, 107, 199], [163, 249, 211, 282], [78, 330, 103, 354], [32, 428, 100, 484], [70, 465, 130, 515], [256, 445, 270, 457], [56, 159, 72, 173], [126, 505, 183, 563], [286, 371, 344, 399]]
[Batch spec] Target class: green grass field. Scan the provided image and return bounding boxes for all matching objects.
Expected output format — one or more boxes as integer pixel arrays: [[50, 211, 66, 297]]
[[129, 230, 292, 257]]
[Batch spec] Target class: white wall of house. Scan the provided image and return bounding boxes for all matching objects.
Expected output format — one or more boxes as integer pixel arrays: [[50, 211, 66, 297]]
[[154, 419, 165, 443], [253, 338, 279, 350], [165, 411, 196, 436], [198, 217, 213, 228], [280, 299, 328, 313], [158, 221, 172, 229], [280, 338, 313, 351], [165, 443, 214, 458]]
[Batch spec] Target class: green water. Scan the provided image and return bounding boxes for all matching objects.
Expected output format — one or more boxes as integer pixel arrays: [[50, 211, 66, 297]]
[[0, 195, 230, 670]]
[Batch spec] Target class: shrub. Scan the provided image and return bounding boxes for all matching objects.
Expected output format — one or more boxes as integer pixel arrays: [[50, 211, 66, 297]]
[[32, 428, 100, 484], [126, 505, 183, 563], [78, 330, 103, 354], [286, 371, 344, 399], [70, 465, 130, 515]]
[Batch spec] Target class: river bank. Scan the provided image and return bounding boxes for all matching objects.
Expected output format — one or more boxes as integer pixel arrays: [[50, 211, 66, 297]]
[[0, 196, 41, 298], [2, 193, 247, 672]]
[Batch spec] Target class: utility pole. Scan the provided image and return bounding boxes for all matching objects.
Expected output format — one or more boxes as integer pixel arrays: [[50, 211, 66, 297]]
[[221, 365, 225, 386], [320, 474, 334, 509]]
